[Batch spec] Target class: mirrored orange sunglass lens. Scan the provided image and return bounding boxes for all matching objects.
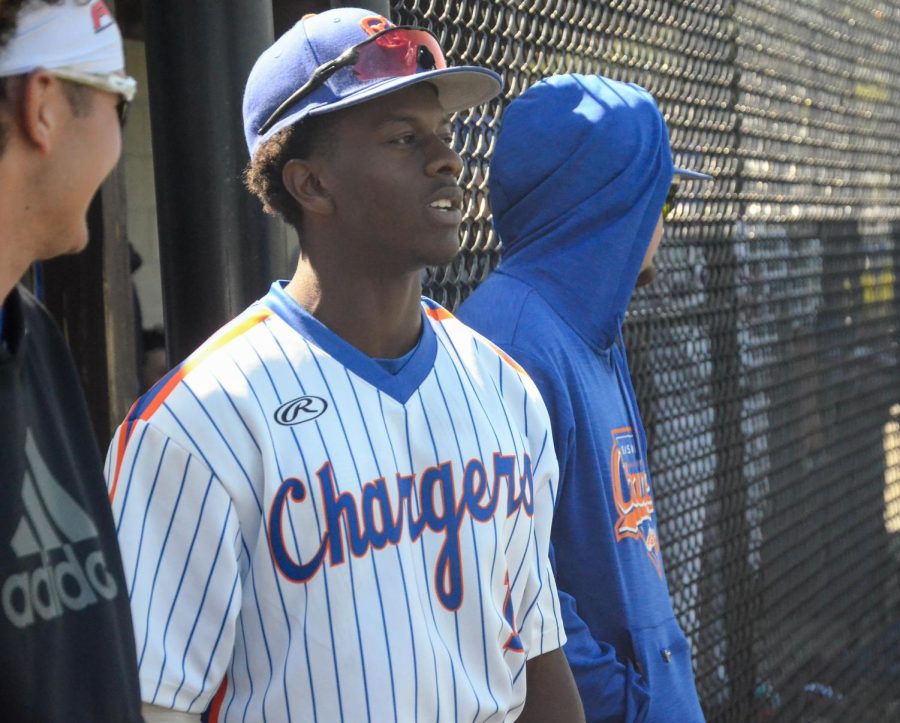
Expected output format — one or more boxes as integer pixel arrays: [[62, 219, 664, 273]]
[[355, 29, 446, 80]]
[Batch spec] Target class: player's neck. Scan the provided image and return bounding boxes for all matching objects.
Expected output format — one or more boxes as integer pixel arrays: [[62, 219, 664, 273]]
[[0, 166, 36, 304], [285, 260, 424, 359]]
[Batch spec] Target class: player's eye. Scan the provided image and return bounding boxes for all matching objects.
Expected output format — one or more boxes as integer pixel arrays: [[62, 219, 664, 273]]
[[391, 133, 417, 145]]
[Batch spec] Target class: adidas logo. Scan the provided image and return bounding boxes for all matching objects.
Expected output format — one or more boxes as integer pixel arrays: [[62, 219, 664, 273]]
[[2, 432, 118, 629]]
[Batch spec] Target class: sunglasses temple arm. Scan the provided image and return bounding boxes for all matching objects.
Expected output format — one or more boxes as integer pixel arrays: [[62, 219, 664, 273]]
[[257, 49, 359, 135]]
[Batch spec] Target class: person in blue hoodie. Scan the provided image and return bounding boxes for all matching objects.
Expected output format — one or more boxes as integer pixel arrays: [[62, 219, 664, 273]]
[[458, 73, 710, 722]]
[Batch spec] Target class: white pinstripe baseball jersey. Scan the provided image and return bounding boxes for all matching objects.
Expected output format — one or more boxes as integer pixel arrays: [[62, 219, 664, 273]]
[[106, 281, 565, 723]]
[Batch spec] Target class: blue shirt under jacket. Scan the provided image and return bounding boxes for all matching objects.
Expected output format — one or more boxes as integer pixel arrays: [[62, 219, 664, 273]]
[[459, 74, 705, 723]]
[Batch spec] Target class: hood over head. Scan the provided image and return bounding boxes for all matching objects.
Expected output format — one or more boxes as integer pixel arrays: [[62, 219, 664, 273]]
[[489, 74, 674, 350]]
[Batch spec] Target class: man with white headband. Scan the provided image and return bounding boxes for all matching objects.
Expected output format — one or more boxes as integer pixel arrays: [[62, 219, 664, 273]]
[[0, 1, 142, 719]]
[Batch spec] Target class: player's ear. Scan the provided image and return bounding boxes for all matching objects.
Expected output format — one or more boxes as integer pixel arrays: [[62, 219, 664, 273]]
[[283, 159, 334, 217], [15, 70, 64, 154]]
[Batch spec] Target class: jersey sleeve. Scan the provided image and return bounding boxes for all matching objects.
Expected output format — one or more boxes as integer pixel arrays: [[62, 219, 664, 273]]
[[106, 420, 243, 713], [514, 379, 568, 659]]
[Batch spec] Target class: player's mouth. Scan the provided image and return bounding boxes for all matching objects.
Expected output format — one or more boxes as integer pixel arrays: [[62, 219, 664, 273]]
[[426, 187, 464, 226]]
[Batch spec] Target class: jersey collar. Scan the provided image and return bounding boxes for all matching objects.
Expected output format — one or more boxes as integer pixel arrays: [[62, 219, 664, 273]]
[[261, 281, 438, 405]]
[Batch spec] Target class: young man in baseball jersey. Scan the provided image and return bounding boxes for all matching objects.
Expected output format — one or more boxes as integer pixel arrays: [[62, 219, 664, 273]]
[[459, 74, 710, 721], [0, 1, 142, 719], [108, 8, 584, 722]]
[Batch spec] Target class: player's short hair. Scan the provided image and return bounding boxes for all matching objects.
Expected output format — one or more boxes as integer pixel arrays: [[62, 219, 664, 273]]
[[0, 0, 49, 50], [243, 113, 336, 234], [0, 0, 63, 155]]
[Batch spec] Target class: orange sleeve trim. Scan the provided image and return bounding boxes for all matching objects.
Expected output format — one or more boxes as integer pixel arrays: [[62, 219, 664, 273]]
[[206, 675, 228, 722], [108, 398, 139, 503], [484, 338, 528, 377], [424, 306, 455, 321], [139, 309, 273, 424], [107, 308, 272, 504]]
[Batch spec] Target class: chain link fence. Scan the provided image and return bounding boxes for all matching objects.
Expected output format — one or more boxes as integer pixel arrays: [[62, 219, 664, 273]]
[[391, 0, 900, 719]]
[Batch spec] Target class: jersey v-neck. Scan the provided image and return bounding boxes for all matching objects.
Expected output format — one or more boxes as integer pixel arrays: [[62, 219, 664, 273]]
[[261, 280, 437, 405], [373, 340, 420, 375]]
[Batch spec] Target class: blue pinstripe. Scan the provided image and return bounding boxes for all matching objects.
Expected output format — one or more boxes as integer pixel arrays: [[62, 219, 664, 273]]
[[138, 452, 192, 669], [433, 333, 529, 534], [475, 350, 530, 565], [126, 433, 167, 597], [153, 470, 217, 701], [466, 342, 537, 679], [431, 365, 488, 723], [544, 481, 565, 652], [476, 345, 555, 684], [403, 406, 444, 722], [221, 594, 253, 723], [345, 370, 401, 723], [188, 571, 241, 710], [414, 386, 461, 722], [115, 424, 150, 535], [179, 382, 263, 515], [302, 340, 374, 723], [430, 328, 525, 658], [519, 529, 547, 652], [263, 329, 345, 722], [227, 355, 287, 720], [170, 504, 236, 706], [213, 370, 263, 455], [532, 431, 549, 480], [517, 432, 554, 655], [239, 538, 276, 717], [241, 337, 356, 722], [431, 339, 503, 720], [377, 390, 427, 722], [164, 390, 289, 717]]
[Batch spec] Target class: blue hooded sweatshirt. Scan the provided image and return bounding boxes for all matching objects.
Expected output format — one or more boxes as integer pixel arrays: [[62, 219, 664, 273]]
[[458, 75, 705, 722]]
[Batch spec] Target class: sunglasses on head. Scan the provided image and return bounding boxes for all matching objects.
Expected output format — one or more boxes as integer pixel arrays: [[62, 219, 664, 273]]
[[47, 67, 137, 128], [257, 25, 447, 136], [662, 177, 680, 220]]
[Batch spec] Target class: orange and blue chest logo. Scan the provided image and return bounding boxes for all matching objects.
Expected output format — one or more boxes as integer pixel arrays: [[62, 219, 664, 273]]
[[610, 427, 663, 577], [268, 454, 535, 615]]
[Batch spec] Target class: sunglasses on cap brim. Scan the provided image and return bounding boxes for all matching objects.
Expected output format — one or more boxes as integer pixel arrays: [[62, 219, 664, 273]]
[[257, 25, 447, 136]]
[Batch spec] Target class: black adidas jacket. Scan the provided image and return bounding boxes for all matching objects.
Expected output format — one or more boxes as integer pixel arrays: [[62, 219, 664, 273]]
[[0, 286, 143, 722]]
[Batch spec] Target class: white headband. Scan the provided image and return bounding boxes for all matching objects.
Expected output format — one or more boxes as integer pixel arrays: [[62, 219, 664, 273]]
[[0, 0, 125, 77]]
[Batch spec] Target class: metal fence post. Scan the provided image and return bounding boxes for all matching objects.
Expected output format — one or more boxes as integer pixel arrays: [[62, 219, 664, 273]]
[[142, 1, 288, 363]]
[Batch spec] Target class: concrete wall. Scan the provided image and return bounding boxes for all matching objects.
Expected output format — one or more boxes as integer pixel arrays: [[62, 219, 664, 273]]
[[122, 39, 163, 332]]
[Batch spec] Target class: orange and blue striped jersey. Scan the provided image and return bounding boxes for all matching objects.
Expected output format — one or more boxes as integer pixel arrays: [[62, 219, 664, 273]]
[[106, 281, 565, 722]]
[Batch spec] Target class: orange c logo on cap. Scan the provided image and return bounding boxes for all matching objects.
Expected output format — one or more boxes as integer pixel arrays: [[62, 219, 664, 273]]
[[360, 16, 393, 36]]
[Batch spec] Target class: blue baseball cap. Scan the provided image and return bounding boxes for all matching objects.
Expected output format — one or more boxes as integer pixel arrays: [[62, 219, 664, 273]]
[[243, 7, 502, 158]]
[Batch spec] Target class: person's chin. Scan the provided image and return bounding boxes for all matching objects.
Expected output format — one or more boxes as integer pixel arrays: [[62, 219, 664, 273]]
[[422, 229, 462, 266], [67, 229, 91, 255], [39, 227, 89, 261], [61, 222, 91, 256]]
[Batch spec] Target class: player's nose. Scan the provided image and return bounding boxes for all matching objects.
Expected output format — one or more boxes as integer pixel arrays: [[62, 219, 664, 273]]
[[425, 134, 463, 178]]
